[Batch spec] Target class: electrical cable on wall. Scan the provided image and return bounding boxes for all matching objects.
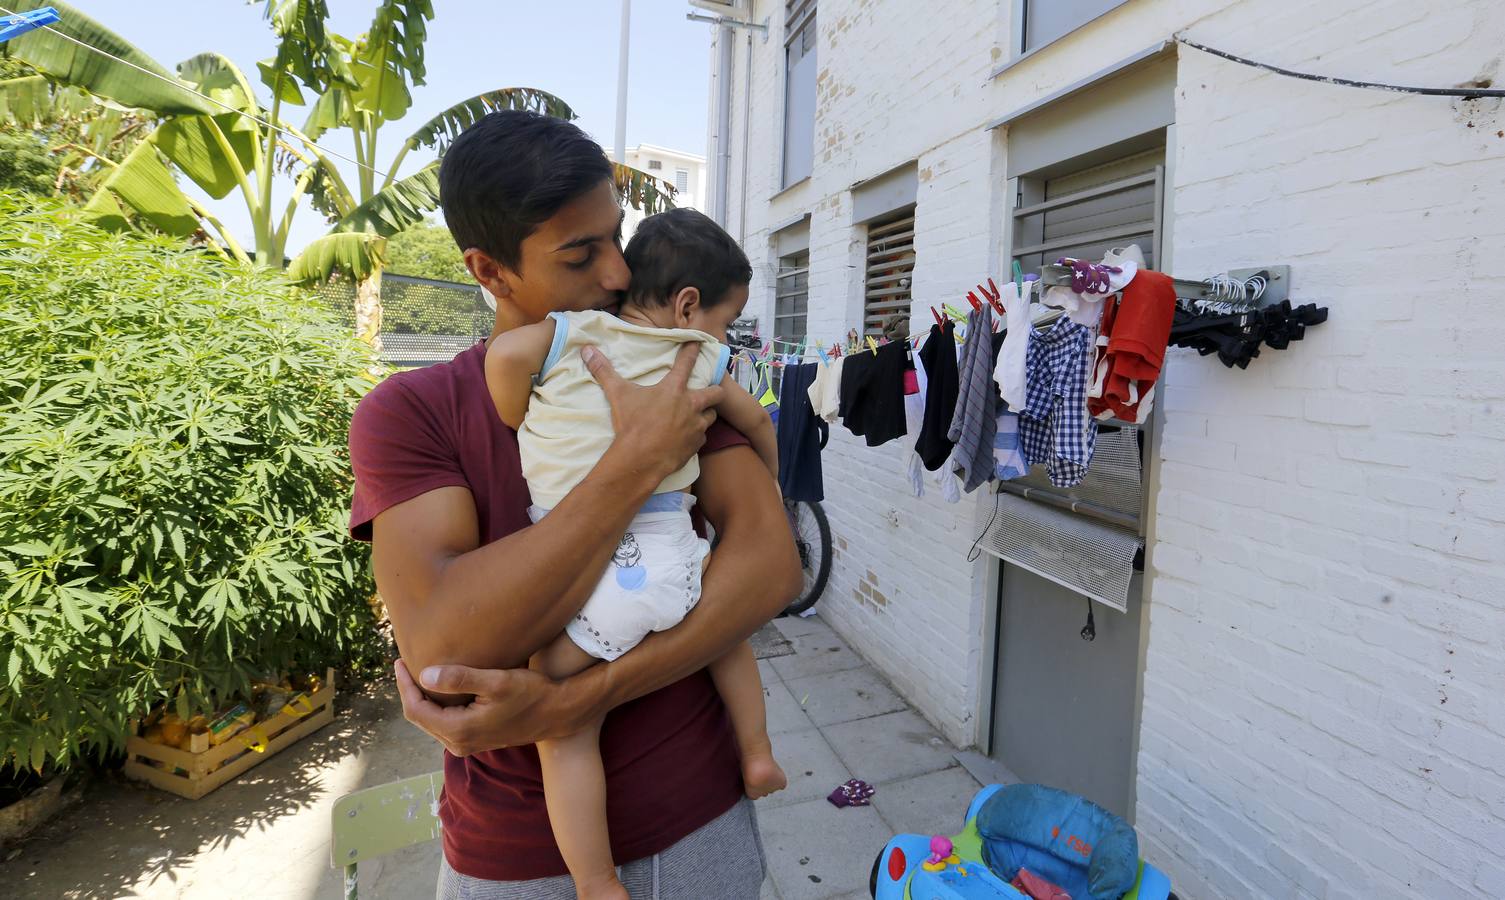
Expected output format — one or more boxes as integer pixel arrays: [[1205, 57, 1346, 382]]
[[1176, 35, 1505, 99]]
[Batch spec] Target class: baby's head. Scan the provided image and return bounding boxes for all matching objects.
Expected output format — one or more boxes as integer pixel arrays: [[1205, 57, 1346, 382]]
[[622, 208, 751, 341]]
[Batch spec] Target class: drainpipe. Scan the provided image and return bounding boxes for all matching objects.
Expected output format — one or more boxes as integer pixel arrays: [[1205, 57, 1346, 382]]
[[738, 28, 752, 244], [711, 23, 734, 226]]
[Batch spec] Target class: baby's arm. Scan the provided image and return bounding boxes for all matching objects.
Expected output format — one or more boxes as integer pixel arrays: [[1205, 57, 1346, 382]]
[[483, 319, 557, 430], [715, 380, 779, 482]]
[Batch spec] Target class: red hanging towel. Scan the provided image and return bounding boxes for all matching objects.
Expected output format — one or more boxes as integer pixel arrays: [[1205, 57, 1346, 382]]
[[1087, 269, 1176, 423]]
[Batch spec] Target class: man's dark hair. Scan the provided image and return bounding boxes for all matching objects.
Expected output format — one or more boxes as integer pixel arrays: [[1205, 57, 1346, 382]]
[[438, 110, 614, 270], [623, 208, 752, 309]]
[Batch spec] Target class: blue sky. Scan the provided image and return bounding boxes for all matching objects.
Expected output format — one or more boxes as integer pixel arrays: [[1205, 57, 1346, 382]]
[[67, 1, 711, 253]]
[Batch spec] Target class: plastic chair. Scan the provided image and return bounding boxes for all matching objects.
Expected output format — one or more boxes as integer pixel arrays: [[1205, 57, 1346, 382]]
[[330, 770, 445, 900]]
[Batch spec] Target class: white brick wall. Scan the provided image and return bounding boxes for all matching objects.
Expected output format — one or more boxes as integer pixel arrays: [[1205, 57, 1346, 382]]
[[711, 1, 1505, 897]]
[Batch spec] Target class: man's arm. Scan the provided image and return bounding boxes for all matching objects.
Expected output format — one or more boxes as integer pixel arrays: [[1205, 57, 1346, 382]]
[[392, 441, 802, 752], [714, 381, 779, 481], [374, 343, 722, 702]]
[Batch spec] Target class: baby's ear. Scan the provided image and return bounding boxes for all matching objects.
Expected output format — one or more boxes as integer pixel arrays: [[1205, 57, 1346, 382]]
[[672, 286, 702, 327]]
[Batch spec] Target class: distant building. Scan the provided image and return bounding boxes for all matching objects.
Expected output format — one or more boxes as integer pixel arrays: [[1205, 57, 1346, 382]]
[[622, 143, 706, 240]]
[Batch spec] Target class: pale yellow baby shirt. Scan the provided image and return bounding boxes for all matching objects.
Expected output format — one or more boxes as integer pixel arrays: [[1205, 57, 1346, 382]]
[[518, 309, 730, 508]]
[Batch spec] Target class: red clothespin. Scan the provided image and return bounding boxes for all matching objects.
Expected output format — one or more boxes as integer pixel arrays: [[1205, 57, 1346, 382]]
[[966, 291, 982, 312], [980, 278, 1004, 316], [931, 306, 944, 326]]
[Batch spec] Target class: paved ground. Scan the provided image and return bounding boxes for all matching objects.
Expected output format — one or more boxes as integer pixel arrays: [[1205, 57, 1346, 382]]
[[5, 614, 987, 899]]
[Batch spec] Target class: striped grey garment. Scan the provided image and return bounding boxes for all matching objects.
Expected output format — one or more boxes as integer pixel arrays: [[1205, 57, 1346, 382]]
[[946, 305, 998, 493], [436, 797, 766, 900]]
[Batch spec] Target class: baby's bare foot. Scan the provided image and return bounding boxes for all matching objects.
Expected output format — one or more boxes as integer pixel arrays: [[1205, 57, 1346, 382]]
[[742, 751, 788, 799]]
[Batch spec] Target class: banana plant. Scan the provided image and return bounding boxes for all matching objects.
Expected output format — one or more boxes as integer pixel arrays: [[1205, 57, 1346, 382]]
[[2, 0, 676, 342]]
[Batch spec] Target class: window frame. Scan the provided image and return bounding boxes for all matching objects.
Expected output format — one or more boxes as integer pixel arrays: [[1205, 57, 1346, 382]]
[[781, 0, 817, 189], [773, 249, 810, 343], [1008, 0, 1132, 64]]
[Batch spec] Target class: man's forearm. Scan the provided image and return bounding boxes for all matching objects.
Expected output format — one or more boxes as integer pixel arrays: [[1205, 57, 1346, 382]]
[[402, 447, 659, 673]]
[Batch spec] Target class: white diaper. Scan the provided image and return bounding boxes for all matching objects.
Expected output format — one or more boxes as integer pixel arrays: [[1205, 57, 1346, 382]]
[[528, 493, 710, 662]]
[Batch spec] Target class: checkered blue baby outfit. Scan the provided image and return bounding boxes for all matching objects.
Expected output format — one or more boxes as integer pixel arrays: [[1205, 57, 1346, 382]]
[[1018, 316, 1097, 487]]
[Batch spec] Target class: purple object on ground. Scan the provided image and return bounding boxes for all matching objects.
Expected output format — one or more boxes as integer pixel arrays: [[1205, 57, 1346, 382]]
[[827, 778, 876, 808]]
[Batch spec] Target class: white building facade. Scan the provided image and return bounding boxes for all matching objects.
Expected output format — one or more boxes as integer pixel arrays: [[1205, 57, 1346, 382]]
[[622, 143, 708, 240], [699, 1, 1505, 898]]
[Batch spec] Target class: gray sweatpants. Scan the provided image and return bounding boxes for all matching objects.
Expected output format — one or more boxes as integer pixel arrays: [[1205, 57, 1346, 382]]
[[436, 796, 766, 899]]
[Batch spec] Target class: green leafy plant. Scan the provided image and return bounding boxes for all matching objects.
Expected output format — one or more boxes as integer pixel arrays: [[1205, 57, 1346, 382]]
[[0, 192, 383, 773]]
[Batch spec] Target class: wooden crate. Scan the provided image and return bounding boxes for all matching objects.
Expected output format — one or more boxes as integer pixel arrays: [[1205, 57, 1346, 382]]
[[124, 668, 336, 800]]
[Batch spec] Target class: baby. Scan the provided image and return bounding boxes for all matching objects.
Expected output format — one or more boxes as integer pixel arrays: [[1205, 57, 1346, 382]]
[[484, 208, 787, 900]]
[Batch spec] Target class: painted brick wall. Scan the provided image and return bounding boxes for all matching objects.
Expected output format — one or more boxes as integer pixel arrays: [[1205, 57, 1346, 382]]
[[710, 1, 1505, 897]]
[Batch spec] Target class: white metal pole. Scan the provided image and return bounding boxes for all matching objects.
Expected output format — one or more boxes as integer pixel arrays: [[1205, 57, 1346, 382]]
[[614, 0, 631, 163]]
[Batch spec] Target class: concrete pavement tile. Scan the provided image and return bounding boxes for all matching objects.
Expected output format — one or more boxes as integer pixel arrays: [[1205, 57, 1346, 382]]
[[823, 710, 959, 785], [783, 667, 907, 728], [759, 798, 892, 900], [759, 658, 783, 684], [765, 678, 816, 737], [772, 613, 835, 641], [870, 767, 984, 840], [758, 727, 851, 810], [761, 873, 782, 899], [769, 631, 867, 681]]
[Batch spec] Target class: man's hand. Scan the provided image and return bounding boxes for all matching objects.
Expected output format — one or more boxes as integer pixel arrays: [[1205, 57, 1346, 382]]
[[393, 659, 593, 757], [584, 342, 723, 481]]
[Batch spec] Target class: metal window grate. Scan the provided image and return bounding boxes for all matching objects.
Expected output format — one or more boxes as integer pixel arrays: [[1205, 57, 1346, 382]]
[[864, 208, 915, 335], [775, 250, 809, 342], [1013, 147, 1163, 275], [976, 492, 1140, 612], [675, 169, 689, 194], [647, 159, 662, 170]]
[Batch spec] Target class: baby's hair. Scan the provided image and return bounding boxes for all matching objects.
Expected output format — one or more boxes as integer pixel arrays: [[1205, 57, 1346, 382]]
[[623, 208, 752, 309]]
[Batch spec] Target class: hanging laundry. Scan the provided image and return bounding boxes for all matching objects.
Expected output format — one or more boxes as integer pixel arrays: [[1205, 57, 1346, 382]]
[[902, 338, 929, 497], [838, 341, 908, 447], [993, 411, 1029, 481], [1168, 299, 1328, 369], [776, 361, 826, 503], [1087, 269, 1177, 423], [994, 280, 1034, 412], [1019, 316, 1097, 488], [946, 305, 998, 493], [806, 354, 845, 422], [1040, 256, 1138, 330], [915, 321, 960, 471]]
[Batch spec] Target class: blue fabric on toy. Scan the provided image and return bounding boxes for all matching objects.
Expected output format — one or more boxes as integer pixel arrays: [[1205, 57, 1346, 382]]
[[976, 784, 1139, 900]]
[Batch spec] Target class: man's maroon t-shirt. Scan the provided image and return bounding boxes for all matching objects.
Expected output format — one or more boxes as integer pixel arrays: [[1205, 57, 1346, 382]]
[[347, 341, 746, 881]]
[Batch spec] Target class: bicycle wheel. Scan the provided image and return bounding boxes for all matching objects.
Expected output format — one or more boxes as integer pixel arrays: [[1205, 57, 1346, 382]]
[[783, 499, 832, 616]]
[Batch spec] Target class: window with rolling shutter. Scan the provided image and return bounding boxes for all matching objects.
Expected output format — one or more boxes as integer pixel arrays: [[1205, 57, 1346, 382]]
[[980, 143, 1167, 611], [864, 207, 915, 336]]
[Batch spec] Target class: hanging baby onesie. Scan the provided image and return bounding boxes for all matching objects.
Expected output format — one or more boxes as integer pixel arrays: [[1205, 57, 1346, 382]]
[[1018, 316, 1097, 488], [806, 354, 845, 423], [915, 321, 959, 470], [1087, 269, 1176, 423], [946, 305, 998, 493], [993, 280, 1034, 412]]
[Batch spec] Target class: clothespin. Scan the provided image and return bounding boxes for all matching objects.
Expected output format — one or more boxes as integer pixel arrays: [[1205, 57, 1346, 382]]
[[0, 7, 59, 45], [980, 278, 1004, 316], [1012, 260, 1024, 285], [816, 345, 829, 365], [931, 306, 944, 326], [942, 303, 966, 321], [865, 335, 879, 354]]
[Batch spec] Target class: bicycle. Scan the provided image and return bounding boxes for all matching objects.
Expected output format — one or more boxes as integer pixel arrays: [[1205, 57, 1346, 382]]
[[782, 498, 831, 616]]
